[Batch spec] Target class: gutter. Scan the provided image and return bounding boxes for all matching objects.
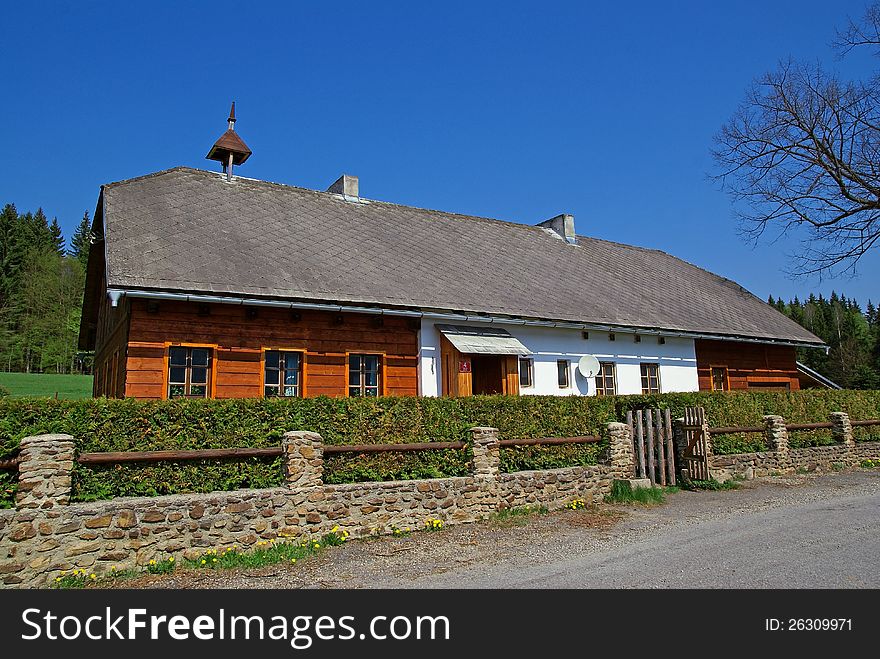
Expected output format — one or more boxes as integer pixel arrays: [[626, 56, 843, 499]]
[[106, 287, 827, 350]]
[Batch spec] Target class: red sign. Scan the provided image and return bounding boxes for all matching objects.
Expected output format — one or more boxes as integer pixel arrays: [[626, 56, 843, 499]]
[[458, 359, 471, 373]]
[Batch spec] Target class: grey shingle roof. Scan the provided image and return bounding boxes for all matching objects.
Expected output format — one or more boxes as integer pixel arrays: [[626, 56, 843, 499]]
[[100, 166, 822, 346]]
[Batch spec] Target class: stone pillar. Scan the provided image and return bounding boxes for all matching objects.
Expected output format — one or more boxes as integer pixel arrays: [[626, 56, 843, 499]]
[[15, 434, 75, 509], [470, 427, 500, 480], [831, 412, 855, 448], [763, 415, 791, 471], [282, 431, 324, 491], [604, 422, 635, 478]]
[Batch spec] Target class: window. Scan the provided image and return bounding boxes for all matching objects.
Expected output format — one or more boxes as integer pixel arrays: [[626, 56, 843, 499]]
[[640, 363, 660, 394], [264, 350, 303, 397], [557, 360, 570, 388], [519, 358, 534, 388], [595, 362, 617, 396], [168, 346, 212, 398], [711, 366, 728, 391], [349, 354, 381, 397]]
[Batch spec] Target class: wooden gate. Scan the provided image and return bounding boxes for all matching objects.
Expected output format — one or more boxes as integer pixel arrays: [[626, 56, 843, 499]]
[[626, 408, 676, 486], [680, 406, 710, 481]]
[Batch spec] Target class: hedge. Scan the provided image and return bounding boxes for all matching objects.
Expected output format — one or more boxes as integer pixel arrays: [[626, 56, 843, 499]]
[[0, 389, 878, 506]]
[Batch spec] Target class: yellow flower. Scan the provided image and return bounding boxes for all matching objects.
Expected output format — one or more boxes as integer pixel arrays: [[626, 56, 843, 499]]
[[90, 574, 96, 580], [55, 577, 61, 582], [212, 558, 217, 563], [290, 558, 297, 564], [149, 559, 156, 565], [313, 543, 320, 549], [201, 560, 206, 565], [168, 557, 174, 562], [331, 525, 340, 533]]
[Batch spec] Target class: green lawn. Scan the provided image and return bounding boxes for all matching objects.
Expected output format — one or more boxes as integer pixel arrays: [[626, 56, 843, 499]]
[[0, 372, 93, 399]]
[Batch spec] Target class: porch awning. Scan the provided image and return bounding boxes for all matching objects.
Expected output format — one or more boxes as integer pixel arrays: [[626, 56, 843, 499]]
[[436, 324, 531, 355]]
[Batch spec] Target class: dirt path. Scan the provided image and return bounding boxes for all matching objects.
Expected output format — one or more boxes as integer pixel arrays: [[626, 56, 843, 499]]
[[111, 469, 880, 589]]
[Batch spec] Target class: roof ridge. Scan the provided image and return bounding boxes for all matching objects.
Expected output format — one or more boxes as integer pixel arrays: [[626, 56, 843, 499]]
[[107, 166, 557, 235]]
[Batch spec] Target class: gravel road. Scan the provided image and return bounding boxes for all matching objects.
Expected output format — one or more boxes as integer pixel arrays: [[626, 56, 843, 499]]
[[120, 469, 880, 589]]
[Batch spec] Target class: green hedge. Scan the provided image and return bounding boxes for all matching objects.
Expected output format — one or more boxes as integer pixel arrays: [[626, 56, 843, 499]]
[[0, 390, 878, 505], [0, 395, 617, 503]]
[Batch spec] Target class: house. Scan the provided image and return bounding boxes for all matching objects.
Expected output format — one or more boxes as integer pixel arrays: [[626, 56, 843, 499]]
[[78, 106, 824, 400]]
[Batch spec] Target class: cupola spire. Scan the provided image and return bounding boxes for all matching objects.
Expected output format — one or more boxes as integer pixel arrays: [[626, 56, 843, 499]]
[[206, 101, 252, 181]]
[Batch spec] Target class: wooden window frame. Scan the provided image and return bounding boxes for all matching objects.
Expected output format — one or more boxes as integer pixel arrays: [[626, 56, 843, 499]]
[[345, 352, 386, 397], [710, 365, 729, 392], [261, 347, 307, 398], [518, 358, 534, 388], [640, 363, 661, 394], [594, 361, 617, 396], [557, 359, 571, 389], [163, 343, 217, 400]]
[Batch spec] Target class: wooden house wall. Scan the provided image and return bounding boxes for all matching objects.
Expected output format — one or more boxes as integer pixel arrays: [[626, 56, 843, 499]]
[[92, 281, 129, 399], [121, 299, 418, 400], [694, 339, 800, 391]]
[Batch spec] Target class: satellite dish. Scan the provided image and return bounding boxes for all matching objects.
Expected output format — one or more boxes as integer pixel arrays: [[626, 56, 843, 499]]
[[577, 355, 600, 379]]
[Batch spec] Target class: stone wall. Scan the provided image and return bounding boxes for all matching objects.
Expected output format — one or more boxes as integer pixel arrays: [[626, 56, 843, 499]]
[[690, 412, 880, 482], [0, 423, 634, 588]]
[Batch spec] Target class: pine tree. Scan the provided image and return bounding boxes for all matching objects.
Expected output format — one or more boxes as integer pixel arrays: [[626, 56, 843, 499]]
[[49, 217, 65, 254], [68, 211, 92, 268]]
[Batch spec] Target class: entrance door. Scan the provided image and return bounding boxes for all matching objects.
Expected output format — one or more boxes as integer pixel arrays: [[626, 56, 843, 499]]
[[472, 355, 504, 395]]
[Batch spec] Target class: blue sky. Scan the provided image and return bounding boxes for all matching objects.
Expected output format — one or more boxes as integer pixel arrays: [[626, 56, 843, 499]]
[[4, 0, 878, 307]]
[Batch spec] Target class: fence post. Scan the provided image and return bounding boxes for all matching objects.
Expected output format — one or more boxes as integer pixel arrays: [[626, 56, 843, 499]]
[[604, 422, 635, 478], [282, 431, 324, 491], [470, 427, 500, 480], [763, 415, 790, 471], [830, 412, 855, 449], [15, 434, 75, 510]]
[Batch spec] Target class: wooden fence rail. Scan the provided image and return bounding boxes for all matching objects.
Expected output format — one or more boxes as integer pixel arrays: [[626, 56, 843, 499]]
[[0, 457, 19, 470], [73, 435, 601, 466]]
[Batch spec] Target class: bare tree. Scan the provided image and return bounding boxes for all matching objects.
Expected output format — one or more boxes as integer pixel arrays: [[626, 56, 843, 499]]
[[712, 4, 880, 276]]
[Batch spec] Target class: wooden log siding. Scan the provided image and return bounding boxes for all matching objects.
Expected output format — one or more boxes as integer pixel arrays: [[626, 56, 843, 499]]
[[694, 339, 800, 392], [122, 299, 419, 399]]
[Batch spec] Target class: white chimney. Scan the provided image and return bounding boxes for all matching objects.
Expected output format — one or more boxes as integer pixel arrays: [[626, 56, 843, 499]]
[[537, 213, 576, 244], [327, 174, 359, 199]]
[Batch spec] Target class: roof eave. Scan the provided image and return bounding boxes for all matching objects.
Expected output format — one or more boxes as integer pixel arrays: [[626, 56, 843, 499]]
[[104, 285, 826, 349]]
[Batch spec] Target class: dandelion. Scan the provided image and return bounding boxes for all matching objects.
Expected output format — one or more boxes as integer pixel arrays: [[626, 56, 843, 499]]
[[201, 560, 206, 565], [313, 543, 320, 549], [169, 557, 174, 562], [90, 574, 96, 580], [55, 577, 61, 582], [290, 558, 297, 564]]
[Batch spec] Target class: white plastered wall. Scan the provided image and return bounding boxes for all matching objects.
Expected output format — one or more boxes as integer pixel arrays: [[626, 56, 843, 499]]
[[418, 318, 699, 397]]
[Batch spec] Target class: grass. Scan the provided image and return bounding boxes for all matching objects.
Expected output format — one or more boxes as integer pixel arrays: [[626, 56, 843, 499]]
[[0, 372, 93, 399], [682, 478, 739, 491], [54, 529, 348, 588], [605, 480, 675, 504]]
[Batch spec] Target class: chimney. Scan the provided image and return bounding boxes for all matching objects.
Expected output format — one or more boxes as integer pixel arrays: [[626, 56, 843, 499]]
[[327, 174, 359, 199], [537, 214, 576, 244]]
